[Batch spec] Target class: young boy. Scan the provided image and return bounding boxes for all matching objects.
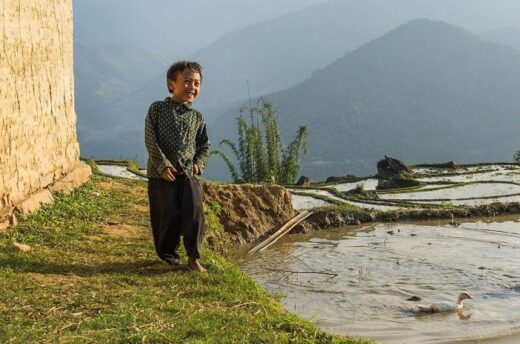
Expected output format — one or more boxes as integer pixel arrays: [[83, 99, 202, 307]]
[[144, 61, 210, 272]]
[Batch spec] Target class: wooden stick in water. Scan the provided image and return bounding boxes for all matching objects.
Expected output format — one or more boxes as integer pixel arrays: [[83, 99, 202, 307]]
[[248, 210, 313, 254], [248, 211, 309, 254]]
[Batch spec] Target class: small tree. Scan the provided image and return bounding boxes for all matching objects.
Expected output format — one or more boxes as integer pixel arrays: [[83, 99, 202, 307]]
[[515, 150, 520, 163], [211, 98, 308, 184]]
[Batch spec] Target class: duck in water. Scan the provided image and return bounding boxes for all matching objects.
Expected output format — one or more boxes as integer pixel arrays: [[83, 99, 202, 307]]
[[414, 292, 473, 313]]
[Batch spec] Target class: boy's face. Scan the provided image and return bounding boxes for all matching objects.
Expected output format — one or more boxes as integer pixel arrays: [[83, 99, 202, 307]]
[[169, 69, 201, 104]]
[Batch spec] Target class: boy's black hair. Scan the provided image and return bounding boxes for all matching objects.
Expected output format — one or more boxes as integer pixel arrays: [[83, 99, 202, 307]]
[[166, 61, 203, 93]]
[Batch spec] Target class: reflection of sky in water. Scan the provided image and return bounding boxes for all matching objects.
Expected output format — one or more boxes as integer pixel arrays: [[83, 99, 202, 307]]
[[97, 165, 146, 180], [420, 195, 520, 206], [290, 194, 330, 210], [289, 188, 350, 203], [239, 218, 520, 344], [412, 165, 519, 176], [332, 178, 379, 192], [379, 183, 520, 200], [344, 200, 401, 211], [420, 183, 453, 190], [417, 171, 520, 184], [289, 190, 401, 211]]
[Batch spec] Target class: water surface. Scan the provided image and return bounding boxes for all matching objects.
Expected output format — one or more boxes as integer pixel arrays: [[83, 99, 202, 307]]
[[379, 183, 520, 201], [238, 217, 520, 343]]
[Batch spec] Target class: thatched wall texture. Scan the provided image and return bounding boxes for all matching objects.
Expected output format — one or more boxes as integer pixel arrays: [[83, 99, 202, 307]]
[[0, 0, 90, 225]]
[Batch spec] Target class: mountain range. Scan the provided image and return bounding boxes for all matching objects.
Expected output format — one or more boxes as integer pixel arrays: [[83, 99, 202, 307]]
[[189, 0, 520, 111], [206, 19, 520, 180], [74, 40, 171, 141], [480, 26, 520, 51], [73, 1, 520, 180]]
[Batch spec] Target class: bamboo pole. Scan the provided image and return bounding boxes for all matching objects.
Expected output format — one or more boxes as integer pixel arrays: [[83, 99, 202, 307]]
[[248, 211, 309, 254], [257, 211, 313, 253], [248, 210, 313, 254]]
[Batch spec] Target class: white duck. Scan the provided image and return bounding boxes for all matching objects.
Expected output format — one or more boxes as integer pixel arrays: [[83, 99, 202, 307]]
[[414, 293, 473, 313]]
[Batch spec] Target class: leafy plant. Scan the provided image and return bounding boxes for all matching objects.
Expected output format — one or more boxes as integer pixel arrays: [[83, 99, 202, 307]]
[[514, 150, 520, 163], [355, 183, 365, 193], [212, 98, 308, 184]]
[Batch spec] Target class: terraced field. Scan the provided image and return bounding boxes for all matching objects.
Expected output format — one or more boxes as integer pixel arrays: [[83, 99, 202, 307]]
[[289, 164, 520, 211], [89, 160, 520, 213]]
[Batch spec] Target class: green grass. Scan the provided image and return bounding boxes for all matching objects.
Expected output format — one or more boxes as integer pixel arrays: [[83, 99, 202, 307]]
[[0, 175, 370, 344]]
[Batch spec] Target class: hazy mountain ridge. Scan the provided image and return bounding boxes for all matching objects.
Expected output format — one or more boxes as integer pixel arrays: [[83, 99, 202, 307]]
[[480, 26, 520, 50], [74, 1, 520, 176], [191, 0, 520, 111], [74, 40, 171, 142], [206, 19, 520, 180]]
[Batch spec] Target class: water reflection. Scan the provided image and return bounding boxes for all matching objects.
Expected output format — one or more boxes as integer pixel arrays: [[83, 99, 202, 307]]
[[238, 216, 520, 344]]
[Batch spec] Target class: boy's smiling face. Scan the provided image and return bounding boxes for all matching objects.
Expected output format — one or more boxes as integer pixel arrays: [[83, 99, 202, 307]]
[[169, 68, 201, 104]]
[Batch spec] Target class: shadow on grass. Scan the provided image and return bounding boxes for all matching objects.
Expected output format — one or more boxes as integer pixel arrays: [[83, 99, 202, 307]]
[[0, 255, 182, 277]]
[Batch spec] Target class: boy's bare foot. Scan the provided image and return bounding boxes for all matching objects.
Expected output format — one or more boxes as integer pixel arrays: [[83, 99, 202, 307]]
[[188, 258, 207, 272], [165, 256, 182, 270]]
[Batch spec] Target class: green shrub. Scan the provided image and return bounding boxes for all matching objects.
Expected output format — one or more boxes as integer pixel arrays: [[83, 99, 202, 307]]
[[212, 98, 308, 184], [354, 183, 365, 193]]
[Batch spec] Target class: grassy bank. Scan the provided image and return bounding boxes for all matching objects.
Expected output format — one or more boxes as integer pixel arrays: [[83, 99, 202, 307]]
[[0, 174, 370, 343]]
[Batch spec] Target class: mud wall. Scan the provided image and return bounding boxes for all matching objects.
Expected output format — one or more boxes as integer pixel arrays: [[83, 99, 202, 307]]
[[203, 183, 297, 244], [0, 1, 88, 221]]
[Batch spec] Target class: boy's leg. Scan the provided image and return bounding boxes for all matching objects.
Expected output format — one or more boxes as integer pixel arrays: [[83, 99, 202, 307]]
[[148, 178, 182, 264], [179, 177, 205, 266]]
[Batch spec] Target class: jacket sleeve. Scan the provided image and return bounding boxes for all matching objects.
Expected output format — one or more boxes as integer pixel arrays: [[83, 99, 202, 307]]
[[144, 103, 173, 175], [193, 118, 210, 174]]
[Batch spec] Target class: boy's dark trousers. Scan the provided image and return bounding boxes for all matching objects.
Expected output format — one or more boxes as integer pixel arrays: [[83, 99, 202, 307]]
[[148, 176, 204, 261]]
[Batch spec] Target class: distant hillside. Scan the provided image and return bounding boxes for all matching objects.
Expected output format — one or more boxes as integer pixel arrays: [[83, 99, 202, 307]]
[[207, 20, 520, 180], [74, 41, 171, 150], [480, 26, 520, 50], [77, 0, 520, 167], [191, 0, 520, 110]]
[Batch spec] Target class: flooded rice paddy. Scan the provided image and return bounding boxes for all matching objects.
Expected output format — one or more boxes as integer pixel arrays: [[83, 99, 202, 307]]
[[289, 188, 402, 211], [379, 183, 520, 201], [333, 178, 379, 192], [96, 164, 146, 180], [290, 164, 520, 211], [291, 194, 330, 210], [238, 217, 520, 343], [416, 195, 520, 207], [416, 170, 520, 184]]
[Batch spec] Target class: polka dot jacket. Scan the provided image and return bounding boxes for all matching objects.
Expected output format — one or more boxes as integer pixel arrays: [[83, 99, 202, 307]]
[[145, 97, 210, 178]]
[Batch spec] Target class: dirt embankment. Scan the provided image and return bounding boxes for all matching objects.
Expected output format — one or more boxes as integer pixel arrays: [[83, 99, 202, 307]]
[[202, 182, 296, 244], [202, 181, 520, 245], [305, 202, 520, 230]]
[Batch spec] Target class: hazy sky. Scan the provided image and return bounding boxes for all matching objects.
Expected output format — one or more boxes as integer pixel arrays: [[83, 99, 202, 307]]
[[74, 0, 520, 61], [73, 0, 330, 56]]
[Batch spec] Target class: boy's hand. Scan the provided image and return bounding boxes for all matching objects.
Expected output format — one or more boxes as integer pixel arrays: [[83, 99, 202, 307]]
[[162, 167, 177, 181], [193, 163, 200, 175]]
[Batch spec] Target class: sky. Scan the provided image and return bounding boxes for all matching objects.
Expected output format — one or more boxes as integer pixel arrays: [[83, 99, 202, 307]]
[[74, 0, 520, 57], [73, 0, 330, 56]]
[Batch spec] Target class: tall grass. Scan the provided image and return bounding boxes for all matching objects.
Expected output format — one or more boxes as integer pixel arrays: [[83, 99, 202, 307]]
[[212, 99, 308, 184]]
